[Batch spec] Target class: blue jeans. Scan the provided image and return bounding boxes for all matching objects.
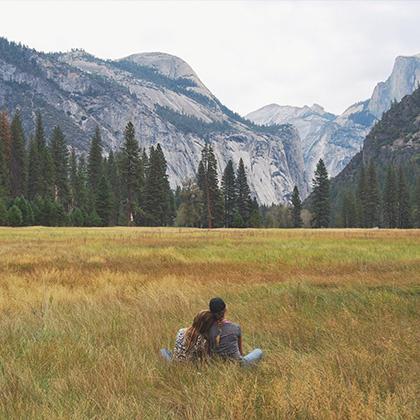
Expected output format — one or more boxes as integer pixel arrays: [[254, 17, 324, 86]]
[[241, 348, 263, 365], [159, 348, 263, 365], [160, 348, 172, 361]]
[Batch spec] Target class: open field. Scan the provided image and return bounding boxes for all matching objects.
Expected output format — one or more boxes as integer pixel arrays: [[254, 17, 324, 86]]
[[0, 227, 419, 419]]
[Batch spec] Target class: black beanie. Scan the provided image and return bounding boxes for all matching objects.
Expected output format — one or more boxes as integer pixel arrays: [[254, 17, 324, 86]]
[[209, 297, 226, 313]]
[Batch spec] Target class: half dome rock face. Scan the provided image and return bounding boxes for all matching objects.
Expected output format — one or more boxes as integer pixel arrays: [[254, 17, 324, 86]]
[[0, 38, 307, 204], [368, 55, 420, 118], [246, 53, 420, 186]]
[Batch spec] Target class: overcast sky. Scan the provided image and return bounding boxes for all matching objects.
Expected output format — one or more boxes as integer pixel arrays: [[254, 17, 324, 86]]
[[1, 0, 419, 115]]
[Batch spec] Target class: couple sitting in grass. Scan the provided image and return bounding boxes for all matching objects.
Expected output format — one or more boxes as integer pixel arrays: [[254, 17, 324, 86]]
[[160, 297, 263, 365]]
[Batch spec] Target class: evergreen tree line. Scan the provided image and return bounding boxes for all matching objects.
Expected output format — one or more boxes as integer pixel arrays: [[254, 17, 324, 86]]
[[0, 111, 176, 227], [0, 111, 263, 228], [304, 158, 420, 228], [175, 145, 260, 228], [338, 162, 419, 228], [1, 109, 418, 229]]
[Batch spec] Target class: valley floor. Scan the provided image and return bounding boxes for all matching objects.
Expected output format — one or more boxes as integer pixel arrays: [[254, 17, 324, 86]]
[[0, 228, 419, 419]]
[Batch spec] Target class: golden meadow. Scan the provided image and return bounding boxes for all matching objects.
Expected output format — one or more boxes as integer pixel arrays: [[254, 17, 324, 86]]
[[0, 227, 419, 419]]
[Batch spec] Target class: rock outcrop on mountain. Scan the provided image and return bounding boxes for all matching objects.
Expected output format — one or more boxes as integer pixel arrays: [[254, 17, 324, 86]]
[[246, 54, 420, 186], [0, 38, 307, 204], [331, 85, 420, 199]]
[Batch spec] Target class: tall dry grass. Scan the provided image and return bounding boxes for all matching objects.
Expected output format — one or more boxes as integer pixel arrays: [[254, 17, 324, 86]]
[[0, 227, 419, 419]]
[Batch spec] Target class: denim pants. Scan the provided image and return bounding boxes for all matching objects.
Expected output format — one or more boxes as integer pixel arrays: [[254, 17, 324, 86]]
[[159, 348, 263, 364], [160, 348, 173, 361], [241, 348, 263, 365]]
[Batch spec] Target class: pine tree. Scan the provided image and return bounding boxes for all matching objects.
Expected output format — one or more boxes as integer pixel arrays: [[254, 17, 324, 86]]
[[87, 126, 103, 191], [50, 126, 70, 209], [340, 190, 357, 228], [196, 145, 223, 228], [221, 160, 236, 227], [75, 155, 89, 212], [356, 163, 368, 227], [96, 175, 112, 226], [106, 150, 121, 225], [27, 113, 54, 200], [365, 162, 380, 227], [0, 112, 12, 168], [291, 185, 303, 228], [85, 209, 102, 227], [236, 158, 252, 227], [13, 196, 34, 226], [27, 136, 41, 200], [0, 112, 11, 198], [0, 126, 6, 198], [249, 197, 261, 228], [415, 176, 420, 228], [43, 144, 55, 201], [175, 179, 203, 227], [69, 148, 78, 209], [0, 198, 7, 225], [120, 122, 139, 224], [397, 167, 411, 228], [10, 111, 27, 198], [7, 204, 23, 227], [311, 159, 330, 228], [383, 166, 398, 228], [34, 113, 50, 198], [69, 208, 85, 227], [143, 144, 172, 226]]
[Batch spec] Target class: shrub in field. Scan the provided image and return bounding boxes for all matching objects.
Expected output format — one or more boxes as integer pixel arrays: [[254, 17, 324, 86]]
[[7, 204, 23, 226]]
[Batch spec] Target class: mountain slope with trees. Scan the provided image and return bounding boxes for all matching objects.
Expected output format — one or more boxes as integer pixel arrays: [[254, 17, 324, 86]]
[[330, 86, 420, 227], [0, 37, 307, 204]]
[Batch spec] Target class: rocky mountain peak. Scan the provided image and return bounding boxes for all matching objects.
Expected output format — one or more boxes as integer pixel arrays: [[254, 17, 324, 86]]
[[246, 53, 420, 186], [368, 54, 420, 118]]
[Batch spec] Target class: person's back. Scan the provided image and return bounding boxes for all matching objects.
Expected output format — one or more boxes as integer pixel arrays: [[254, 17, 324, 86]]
[[160, 310, 213, 363], [208, 297, 263, 365], [209, 320, 242, 360]]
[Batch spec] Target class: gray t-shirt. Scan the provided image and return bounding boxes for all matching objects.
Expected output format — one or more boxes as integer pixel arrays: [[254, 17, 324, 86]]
[[209, 320, 241, 360]]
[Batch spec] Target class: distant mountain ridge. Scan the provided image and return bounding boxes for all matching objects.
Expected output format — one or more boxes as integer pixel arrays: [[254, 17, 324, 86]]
[[246, 54, 420, 185], [0, 38, 308, 205]]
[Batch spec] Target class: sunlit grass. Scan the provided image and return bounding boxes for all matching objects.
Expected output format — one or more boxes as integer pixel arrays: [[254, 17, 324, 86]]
[[0, 227, 419, 418]]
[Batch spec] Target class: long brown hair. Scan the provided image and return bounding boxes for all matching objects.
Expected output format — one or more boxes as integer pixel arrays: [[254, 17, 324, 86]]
[[185, 310, 214, 352]]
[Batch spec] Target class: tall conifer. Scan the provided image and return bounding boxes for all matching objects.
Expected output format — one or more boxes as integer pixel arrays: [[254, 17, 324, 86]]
[[397, 167, 411, 228], [196, 145, 223, 228], [415, 175, 420, 228], [291, 185, 303, 228], [50, 126, 70, 209], [383, 166, 398, 228], [0, 112, 11, 197], [236, 158, 252, 227], [221, 159, 236, 227], [311, 159, 330, 228], [96, 175, 112, 226], [10, 111, 27, 198], [365, 162, 379, 227], [120, 122, 139, 224], [357, 163, 368, 227], [87, 126, 103, 191]]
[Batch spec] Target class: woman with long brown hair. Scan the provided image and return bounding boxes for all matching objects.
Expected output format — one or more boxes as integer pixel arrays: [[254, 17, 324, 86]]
[[160, 310, 214, 362]]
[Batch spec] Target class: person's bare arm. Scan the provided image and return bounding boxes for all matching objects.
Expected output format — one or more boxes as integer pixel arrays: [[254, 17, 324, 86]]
[[238, 335, 243, 356]]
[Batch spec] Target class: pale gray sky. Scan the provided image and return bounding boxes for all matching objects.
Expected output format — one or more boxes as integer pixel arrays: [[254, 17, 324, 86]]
[[1, 0, 419, 115]]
